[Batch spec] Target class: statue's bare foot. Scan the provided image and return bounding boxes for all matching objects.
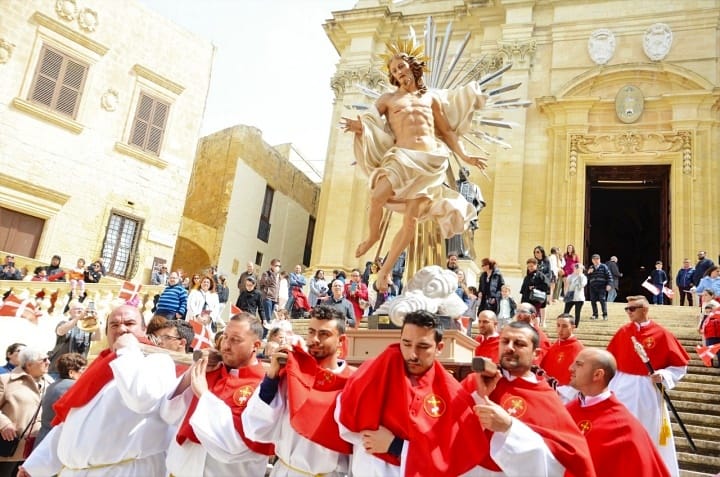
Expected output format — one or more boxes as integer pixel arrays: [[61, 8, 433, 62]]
[[376, 270, 391, 293], [355, 238, 378, 258]]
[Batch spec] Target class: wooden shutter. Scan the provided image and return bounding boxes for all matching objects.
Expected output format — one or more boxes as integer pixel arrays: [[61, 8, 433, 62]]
[[130, 92, 169, 155], [29, 45, 87, 118]]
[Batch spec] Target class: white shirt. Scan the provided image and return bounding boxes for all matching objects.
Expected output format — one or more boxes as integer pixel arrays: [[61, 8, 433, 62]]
[[22, 347, 177, 477]]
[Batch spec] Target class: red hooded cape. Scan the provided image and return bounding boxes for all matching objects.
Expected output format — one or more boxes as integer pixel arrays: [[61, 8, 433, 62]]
[[339, 343, 488, 476], [283, 345, 354, 454], [461, 374, 595, 477], [176, 362, 274, 456]]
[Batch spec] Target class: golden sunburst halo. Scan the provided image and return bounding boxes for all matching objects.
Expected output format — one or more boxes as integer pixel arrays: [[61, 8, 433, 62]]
[[379, 36, 430, 73]]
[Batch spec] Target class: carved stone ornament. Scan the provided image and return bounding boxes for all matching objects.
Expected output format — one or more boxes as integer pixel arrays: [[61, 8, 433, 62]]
[[0, 39, 15, 64], [78, 8, 99, 33], [615, 85, 644, 124], [100, 89, 119, 112], [331, 67, 387, 101], [568, 130, 693, 176], [497, 40, 536, 63], [643, 23, 672, 61], [55, 0, 78, 21], [588, 29, 615, 65]]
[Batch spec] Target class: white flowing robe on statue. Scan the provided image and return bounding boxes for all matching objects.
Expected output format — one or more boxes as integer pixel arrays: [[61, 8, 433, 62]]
[[608, 366, 686, 477], [242, 365, 350, 477], [353, 83, 487, 239], [22, 347, 177, 477], [160, 373, 269, 477]]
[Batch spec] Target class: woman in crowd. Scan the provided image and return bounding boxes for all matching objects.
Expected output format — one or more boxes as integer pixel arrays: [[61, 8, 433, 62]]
[[562, 244, 580, 293], [696, 266, 720, 300], [309, 269, 329, 306], [454, 269, 471, 307], [563, 263, 588, 327], [478, 257, 505, 314], [0, 344, 25, 375], [548, 246, 564, 302], [186, 275, 221, 332], [36, 353, 86, 446], [277, 271, 290, 311], [0, 348, 52, 476]]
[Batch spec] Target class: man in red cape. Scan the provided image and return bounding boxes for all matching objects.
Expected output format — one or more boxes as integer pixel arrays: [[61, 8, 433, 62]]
[[607, 295, 689, 476], [20, 305, 177, 477], [515, 303, 550, 364], [160, 312, 275, 476], [540, 313, 584, 403], [474, 310, 500, 360], [338, 310, 488, 477], [242, 305, 354, 476], [567, 348, 670, 477], [465, 321, 596, 477]]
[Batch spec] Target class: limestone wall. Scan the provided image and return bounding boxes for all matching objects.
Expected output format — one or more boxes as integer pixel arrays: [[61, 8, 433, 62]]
[[0, 1, 214, 282]]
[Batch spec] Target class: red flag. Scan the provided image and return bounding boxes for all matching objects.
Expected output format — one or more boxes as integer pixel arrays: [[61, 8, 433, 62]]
[[189, 319, 213, 350], [696, 343, 720, 367], [230, 304, 241, 316], [662, 286, 675, 299], [118, 281, 142, 302], [0, 294, 39, 322], [641, 280, 660, 296]]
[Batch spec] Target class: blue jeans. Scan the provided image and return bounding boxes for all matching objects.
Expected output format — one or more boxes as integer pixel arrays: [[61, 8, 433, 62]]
[[607, 288, 617, 303], [263, 298, 276, 323], [652, 292, 664, 305]]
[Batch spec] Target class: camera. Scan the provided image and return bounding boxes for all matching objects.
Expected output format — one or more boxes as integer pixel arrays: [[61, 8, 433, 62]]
[[472, 356, 498, 375], [86, 301, 96, 317]]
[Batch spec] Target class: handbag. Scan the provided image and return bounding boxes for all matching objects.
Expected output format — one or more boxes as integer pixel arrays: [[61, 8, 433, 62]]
[[530, 288, 547, 303], [0, 392, 42, 458]]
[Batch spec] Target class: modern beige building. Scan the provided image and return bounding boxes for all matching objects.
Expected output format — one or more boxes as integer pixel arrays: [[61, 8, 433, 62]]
[[316, 0, 720, 297], [175, 125, 319, 299], [0, 0, 213, 282]]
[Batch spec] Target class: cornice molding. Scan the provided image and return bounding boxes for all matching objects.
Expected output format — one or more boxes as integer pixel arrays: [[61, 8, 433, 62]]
[[32, 12, 108, 56], [132, 64, 185, 96]]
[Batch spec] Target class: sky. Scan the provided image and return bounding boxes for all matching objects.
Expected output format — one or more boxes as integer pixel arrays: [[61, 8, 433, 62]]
[[138, 0, 358, 181]]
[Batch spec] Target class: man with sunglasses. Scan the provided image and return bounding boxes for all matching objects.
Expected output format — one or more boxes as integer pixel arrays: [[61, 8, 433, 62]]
[[607, 295, 689, 476]]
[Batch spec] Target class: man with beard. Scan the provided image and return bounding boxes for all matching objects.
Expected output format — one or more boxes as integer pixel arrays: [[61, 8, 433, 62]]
[[540, 314, 584, 403], [464, 321, 595, 476], [20, 305, 177, 477], [160, 313, 274, 476], [474, 310, 500, 360], [566, 348, 670, 477], [337, 310, 487, 477], [242, 306, 354, 476]]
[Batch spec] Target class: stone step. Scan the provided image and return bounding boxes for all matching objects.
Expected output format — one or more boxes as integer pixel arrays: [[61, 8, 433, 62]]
[[670, 399, 720, 417], [675, 437, 717, 455], [671, 422, 720, 442], [677, 451, 720, 475], [668, 390, 720, 405], [680, 470, 716, 477], [675, 380, 720, 394], [672, 410, 720, 428]]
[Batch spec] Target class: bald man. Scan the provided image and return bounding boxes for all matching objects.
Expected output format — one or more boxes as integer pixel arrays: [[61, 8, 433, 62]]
[[566, 348, 670, 477], [474, 310, 500, 360]]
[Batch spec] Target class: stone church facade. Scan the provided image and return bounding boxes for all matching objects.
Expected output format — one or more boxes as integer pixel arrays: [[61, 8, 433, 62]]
[[314, 0, 719, 293]]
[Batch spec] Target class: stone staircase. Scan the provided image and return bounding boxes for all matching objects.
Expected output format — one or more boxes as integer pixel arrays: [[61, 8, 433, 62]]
[[541, 301, 720, 477], [291, 302, 720, 476]]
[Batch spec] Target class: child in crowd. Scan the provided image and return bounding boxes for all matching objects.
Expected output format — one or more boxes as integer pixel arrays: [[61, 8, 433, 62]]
[[648, 260, 668, 305], [496, 285, 517, 329], [68, 258, 86, 298]]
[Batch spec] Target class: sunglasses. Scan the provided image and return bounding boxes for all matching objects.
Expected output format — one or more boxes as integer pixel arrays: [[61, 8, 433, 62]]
[[624, 305, 643, 312]]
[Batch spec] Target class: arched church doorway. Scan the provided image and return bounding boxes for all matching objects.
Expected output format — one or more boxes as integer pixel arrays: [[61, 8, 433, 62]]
[[585, 165, 671, 303]]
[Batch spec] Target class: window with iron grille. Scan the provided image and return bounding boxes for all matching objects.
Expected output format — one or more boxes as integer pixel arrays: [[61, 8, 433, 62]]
[[129, 92, 170, 155], [257, 186, 274, 242], [28, 44, 88, 118], [100, 211, 143, 279], [303, 216, 315, 267]]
